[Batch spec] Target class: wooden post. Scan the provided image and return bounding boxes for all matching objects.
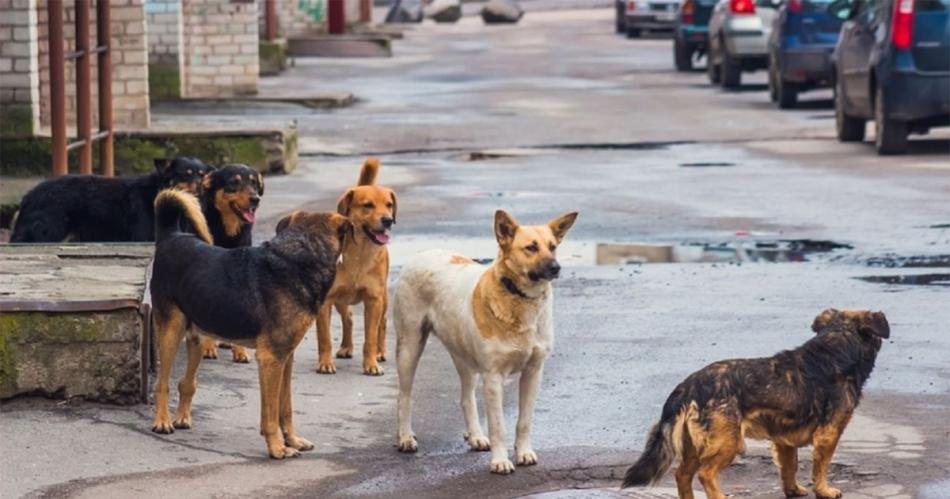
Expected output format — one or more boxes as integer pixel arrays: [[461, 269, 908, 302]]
[[48, 0, 67, 176], [97, 0, 114, 177], [75, 0, 93, 174], [264, 0, 278, 41]]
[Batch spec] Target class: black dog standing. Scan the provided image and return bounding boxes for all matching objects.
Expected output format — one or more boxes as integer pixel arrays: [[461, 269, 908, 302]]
[[10, 157, 211, 243]]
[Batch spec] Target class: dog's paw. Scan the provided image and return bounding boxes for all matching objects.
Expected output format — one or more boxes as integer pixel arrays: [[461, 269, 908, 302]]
[[268, 446, 301, 460], [397, 434, 418, 453], [465, 433, 491, 451], [489, 458, 515, 475], [231, 347, 251, 363], [172, 414, 192, 430], [783, 484, 809, 497], [336, 347, 354, 359], [151, 419, 175, 434], [815, 486, 842, 499], [516, 449, 538, 466], [316, 360, 337, 374], [201, 345, 219, 360], [285, 434, 314, 451], [363, 363, 384, 376], [377, 351, 387, 362]]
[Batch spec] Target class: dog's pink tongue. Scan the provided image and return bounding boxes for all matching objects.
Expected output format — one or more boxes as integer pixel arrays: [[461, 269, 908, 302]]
[[374, 232, 390, 244], [241, 209, 256, 224]]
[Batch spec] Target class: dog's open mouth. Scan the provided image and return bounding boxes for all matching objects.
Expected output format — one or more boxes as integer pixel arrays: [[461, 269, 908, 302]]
[[363, 225, 391, 245], [230, 202, 256, 224]]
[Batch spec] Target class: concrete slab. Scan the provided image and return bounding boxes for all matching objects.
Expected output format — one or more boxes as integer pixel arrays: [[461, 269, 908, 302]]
[[288, 34, 393, 58]]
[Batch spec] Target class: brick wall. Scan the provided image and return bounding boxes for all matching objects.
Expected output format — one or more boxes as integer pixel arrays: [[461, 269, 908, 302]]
[[145, 0, 182, 98], [0, 0, 41, 136], [34, 0, 150, 132], [258, 0, 326, 38], [181, 0, 259, 98]]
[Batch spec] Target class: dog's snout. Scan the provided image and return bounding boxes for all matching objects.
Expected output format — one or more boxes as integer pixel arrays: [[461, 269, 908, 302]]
[[250, 195, 261, 208], [381, 216, 394, 229], [547, 260, 561, 277]]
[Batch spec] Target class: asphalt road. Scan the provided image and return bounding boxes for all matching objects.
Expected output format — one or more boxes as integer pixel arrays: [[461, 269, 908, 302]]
[[3, 7, 949, 499]]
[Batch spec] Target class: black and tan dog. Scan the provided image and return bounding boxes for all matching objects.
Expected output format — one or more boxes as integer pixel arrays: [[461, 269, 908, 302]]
[[149, 189, 348, 459], [194, 164, 265, 363], [315, 158, 396, 376], [622, 309, 890, 499], [11, 157, 211, 243]]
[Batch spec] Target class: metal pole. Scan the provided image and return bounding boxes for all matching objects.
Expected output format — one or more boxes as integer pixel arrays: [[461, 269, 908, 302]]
[[264, 0, 277, 41], [97, 0, 114, 177], [75, 0, 92, 174], [48, 0, 68, 176]]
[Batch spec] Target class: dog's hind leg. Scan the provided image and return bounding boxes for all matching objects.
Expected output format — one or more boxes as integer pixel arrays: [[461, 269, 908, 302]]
[[515, 358, 544, 466], [257, 345, 297, 459], [199, 334, 219, 360], [279, 353, 313, 451], [675, 434, 700, 499], [335, 303, 354, 359], [152, 306, 187, 434], [376, 294, 388, 362], [483, 372, 514, 474], [172, 334, 203, 429], [773, 443, 808, 497], [362, 296, 385, 376], [395, 314, 430, 453], [695, 411, 741, 499], [451, 357, 488, 451], [811, 413, 852, 499]]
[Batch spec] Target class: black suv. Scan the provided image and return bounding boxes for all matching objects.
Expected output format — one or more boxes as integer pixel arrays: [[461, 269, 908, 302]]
[[831, 0, 950, 154]]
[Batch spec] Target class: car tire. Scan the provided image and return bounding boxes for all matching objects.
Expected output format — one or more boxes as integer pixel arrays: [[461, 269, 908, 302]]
[[835, 77, 866, 142], [768, 63, 779, 102], [707, 45, 721, 84], [777, 78, 798, 109], [874, 86, 908, 155], [626, 25, 642, 38], [721, 45, 742, 89], [674, 35, 693, 72]]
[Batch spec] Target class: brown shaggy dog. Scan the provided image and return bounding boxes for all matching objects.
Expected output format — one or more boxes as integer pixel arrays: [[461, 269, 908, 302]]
[[315, 158, 396, 376], [621, 309, 890, 499]]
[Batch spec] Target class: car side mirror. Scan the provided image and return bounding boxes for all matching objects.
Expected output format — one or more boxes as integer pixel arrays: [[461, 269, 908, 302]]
[[827, 0, 854, 20]]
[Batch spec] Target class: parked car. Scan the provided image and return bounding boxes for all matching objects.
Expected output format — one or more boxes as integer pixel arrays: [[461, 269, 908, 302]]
[[707, 0, 779, 88], [767, 0, 843, 107], [673, 0, 717, 70], [617, 0, 683, 38], [831, 0, 950, 154]]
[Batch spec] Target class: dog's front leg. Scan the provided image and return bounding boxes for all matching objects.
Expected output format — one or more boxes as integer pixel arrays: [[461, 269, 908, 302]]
[[811, 415, 850, 499], [515, 359, 544, 466], [362, 296, 385, 375], [280, 353, 313, 451], [483, 372, 514, 474], [257, 347, 298, 459], [315, 303, 337, 374]]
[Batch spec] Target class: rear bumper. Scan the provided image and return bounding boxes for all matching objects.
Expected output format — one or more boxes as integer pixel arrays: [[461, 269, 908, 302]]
[[725, 31, 769, 58], [679, 25, 709, 46], [627, 14, 677, 30], [884, 71, 950, 123], [779, 47, 834, 84]]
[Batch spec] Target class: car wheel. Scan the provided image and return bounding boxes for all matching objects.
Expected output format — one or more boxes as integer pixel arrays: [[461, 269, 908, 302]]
[[707, 44, 721, 84], [777, 78, 798, 109], [674, 35, 693, 72], [874, 86, 908, 155], [626, 25, 642, 38], [835, 77, 866, 142], [721, 46, 742, 89], [767, 54, 779, 102]]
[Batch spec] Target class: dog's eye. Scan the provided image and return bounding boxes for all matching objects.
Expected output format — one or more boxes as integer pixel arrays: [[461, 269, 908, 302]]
[[363, 202, 374, 209], [386, 202, 393, 209], [525, 242, 539, 253], [549, 243, 556, 252], [186, 169, 193, 175]]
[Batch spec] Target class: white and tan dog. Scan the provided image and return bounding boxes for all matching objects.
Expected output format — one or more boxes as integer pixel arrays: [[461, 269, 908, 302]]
[[393, 209, 578, 474]]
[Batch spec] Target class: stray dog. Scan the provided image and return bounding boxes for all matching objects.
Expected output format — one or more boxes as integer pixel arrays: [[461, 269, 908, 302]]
[[621, 309, 890, 499], [316, 158, 395, 376], [394, 210, 578, 474], [149, 189, 348, 459], [11, 157, 210, 243], [196, 164, 265, 363]]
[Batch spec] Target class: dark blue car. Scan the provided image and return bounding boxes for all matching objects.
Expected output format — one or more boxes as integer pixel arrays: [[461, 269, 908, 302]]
[[767, 0, 844, 108], [831, 0, 950, 154], [673, 0, 717, 71]]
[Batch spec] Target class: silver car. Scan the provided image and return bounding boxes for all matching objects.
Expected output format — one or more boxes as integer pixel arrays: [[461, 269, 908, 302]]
[[619, 0, 683, 38], [706, 0, 778, 88]]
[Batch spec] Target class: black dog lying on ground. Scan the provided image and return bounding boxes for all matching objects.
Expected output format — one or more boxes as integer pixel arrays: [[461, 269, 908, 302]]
[[149, 189, 349, 459], [10, 157, 211, 243], [195, 164, 264, 363], [622, 309, 890, 499]]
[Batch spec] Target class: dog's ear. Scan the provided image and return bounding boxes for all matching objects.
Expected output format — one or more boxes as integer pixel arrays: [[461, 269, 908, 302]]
[[201, 173, 214, 194], [811, 308, 839, 333], [256, 172, 265, 196], [548, 212, 578, 244], [154, 158, 172, 175], [859, 311, 890, 339], [494, 210, 519, 249], [276, 211, 302, 235], [389, 190, 397, 223], [337, 189, 354, 217]]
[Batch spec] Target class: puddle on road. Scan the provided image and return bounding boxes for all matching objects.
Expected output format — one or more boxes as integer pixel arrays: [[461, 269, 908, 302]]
[[678, 161, 736, 168], [865, 254, 950, 268], [855, 274, 950, 287]]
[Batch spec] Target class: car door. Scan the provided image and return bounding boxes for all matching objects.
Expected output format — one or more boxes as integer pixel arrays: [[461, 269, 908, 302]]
[[837, 0, 879, 115]]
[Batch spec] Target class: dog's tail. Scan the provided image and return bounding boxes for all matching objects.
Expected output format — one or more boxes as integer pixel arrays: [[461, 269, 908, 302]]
[[154, 189, 212, 244], [621, 400, 695, 488], [357, 158, 380, 186]]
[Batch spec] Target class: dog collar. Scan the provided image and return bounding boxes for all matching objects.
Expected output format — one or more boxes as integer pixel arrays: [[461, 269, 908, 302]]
[[500, 276, 530, 299]]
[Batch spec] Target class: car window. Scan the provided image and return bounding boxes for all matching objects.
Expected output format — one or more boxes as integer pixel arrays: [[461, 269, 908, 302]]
[[918, 0, 949, 11]]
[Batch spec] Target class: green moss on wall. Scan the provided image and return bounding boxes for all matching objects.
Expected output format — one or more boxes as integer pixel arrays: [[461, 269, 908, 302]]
[[148, 63, 182, 100], [0, 105, 36, 137], [0, 316, 18, 396], [259, 39, 288, 76]]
